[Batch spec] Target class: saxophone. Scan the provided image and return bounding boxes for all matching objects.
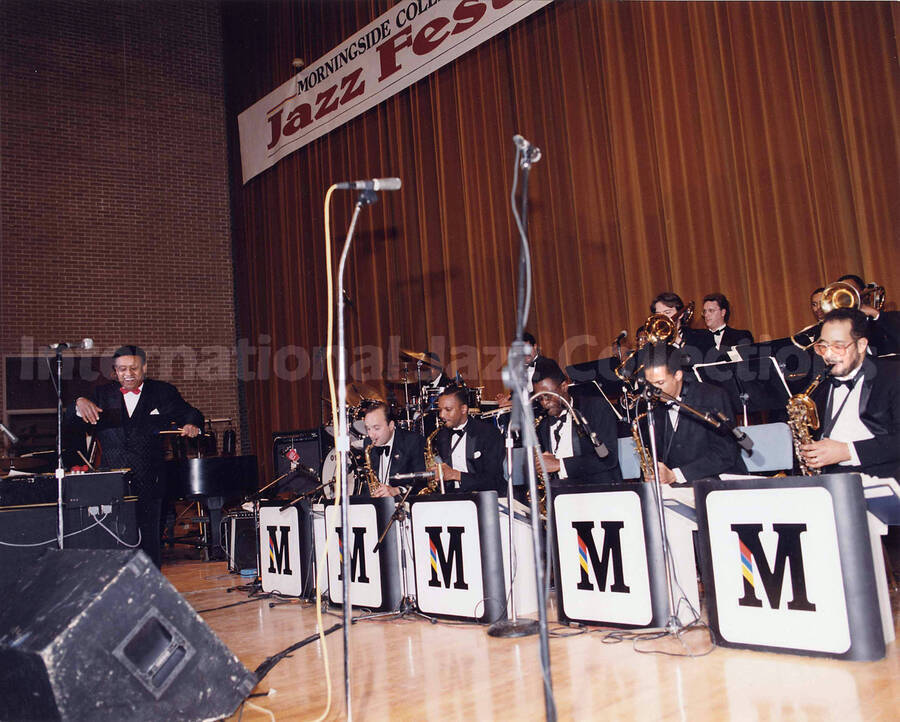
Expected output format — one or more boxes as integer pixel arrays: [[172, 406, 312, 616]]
[[529, 417, 547, 516], [363, 444, 381, 495], [630, 412, 656, 481], [786, 366, 832, 476], [420, 427, 442, 494]]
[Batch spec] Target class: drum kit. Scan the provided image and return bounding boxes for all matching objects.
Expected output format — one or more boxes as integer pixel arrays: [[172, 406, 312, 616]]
[[314, 349, 486, 496]]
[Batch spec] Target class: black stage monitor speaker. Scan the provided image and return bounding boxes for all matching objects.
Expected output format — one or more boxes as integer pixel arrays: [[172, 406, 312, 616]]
[[0, 549, 256, 721]]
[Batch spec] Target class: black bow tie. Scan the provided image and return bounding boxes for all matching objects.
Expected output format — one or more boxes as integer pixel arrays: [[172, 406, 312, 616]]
[[450, 428, 466, 438], [372, 444, 390, 456], [831, 377, 857, 390], [712, 328, 725, 336]]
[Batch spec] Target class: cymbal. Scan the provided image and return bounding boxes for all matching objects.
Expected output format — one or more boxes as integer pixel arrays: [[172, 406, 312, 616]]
[[345, 382, 384, 406], [384, 376, 418, 385], [399, 349, 441, 368]]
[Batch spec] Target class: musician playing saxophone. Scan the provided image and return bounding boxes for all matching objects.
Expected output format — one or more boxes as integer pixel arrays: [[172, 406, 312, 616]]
[[532, 358, 621, 484], [799, 308, 900, 479], [362, 402, 425, 497], [636, 343, 746, 483]]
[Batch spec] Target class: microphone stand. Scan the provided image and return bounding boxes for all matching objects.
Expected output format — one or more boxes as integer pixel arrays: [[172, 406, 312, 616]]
[[635, 379, 752, 635], [54, 346, 66, 549], [335, 186, 377, 721], [636, 383, 684, 633], [488, 135, 555, 721]]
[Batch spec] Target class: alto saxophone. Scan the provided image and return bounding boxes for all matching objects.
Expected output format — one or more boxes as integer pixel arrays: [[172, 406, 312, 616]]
[[786, 366, 832, 476], [363, 443, 381, 494], [420, 427, 442, 494]]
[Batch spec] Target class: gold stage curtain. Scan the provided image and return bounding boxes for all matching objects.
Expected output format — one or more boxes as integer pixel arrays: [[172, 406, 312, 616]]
[[222, 1, 899, 480]]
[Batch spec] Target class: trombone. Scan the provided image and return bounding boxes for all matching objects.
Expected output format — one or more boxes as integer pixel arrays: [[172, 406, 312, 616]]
[[790, 280, 886, 350]]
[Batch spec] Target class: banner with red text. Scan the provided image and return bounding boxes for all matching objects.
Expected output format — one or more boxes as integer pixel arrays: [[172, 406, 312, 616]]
[[238, 0, 552, 183]]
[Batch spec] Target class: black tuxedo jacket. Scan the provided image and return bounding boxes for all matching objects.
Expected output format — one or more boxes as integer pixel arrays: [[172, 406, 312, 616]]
[[644, 377, 747, 482], [66, 379, 203, 497], [433, 416, 505, 493], [362, 427, 426, 489], [814, 356, 900, 479], [868, 311, 900, 356], [690, 326, 755, 360], [536, 393, 622, 484]]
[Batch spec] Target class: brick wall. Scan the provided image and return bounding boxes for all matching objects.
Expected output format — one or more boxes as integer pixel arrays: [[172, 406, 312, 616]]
[[0, 1, 242, 457]]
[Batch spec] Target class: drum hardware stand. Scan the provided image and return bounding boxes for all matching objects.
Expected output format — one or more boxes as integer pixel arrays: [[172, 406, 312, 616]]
[[354, 485, 434, 623]]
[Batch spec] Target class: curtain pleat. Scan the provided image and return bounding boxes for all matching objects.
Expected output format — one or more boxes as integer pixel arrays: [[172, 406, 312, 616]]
[[223, 1, 899, 480]]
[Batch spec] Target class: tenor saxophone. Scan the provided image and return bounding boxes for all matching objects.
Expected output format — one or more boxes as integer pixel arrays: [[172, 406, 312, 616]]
[[786, 366, 832, 476], [529, 417, 546, 516], [420, 427, 442, 494], [630, 412, 656, 481]]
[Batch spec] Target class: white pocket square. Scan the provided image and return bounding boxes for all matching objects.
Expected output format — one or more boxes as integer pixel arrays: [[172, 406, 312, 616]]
[[150, 409, 160, 415], [473, 450, 482, 459]]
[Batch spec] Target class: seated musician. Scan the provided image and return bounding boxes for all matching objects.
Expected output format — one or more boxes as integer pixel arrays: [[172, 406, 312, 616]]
[[637, 343, 747, 483], [362, 401, 426, 498], [810, 287, 826, 323], [835, 274, 899, 355], [420, 351, 451, 391], [799, 308, 900, 479], [695, 293, 754, 357], [494, 331, 542, 408], [431, 385, 505, 493], [532, 358, 621, 484], [65, 345, 202, 567], [650, 291, 697, 349]]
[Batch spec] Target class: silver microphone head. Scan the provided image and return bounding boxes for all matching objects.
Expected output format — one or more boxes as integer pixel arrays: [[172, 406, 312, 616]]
[[373, 177, 402, 191]]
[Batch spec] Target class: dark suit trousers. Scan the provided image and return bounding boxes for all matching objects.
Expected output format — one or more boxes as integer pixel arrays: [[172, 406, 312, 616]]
[[136, 496, 163, 568]]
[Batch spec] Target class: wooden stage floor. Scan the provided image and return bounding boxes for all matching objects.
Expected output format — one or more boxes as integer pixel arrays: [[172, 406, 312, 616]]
[[163, 559, 900, 721]]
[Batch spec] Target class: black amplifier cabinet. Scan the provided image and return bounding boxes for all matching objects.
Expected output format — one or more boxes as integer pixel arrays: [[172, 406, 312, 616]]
[[272, 428, 324, 479]]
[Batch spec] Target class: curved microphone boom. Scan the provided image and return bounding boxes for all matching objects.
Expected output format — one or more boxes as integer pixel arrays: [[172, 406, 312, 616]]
[[335, 178, 402, 191]]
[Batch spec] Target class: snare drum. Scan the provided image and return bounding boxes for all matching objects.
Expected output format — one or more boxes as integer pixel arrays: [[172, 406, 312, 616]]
[[319, 448, 357, 500]]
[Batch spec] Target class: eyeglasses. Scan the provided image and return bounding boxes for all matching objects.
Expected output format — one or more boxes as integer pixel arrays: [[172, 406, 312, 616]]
[[813, 340, 856, 356]]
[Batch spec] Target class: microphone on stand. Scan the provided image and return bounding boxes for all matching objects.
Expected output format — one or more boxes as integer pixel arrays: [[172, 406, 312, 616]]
[[613, 330, 627, 344], [284, 447, 318, 477], [389, 470, 435, 482], [48, 339, 94, 351], [335, 178, 402, 191], [572, 408, 609, 459], [512, 134, 542, 163]]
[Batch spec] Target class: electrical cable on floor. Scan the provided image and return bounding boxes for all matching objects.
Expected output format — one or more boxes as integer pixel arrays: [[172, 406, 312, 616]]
[[253, 623, 342, 683], [194, 596, 273, 614]]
